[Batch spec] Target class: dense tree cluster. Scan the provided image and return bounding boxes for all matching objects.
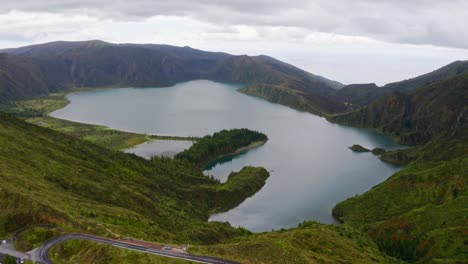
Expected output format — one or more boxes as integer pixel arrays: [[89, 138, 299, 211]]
[[175, 129, 267, 168]]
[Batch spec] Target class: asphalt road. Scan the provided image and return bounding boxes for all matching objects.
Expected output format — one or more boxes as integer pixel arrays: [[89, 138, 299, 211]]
[[35, 234, 239, 264], [0, 238, 30, 260]]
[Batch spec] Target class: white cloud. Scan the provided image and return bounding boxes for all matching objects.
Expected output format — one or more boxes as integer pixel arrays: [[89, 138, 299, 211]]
[[0, 1, 467, 48], [0, 1, 467, 85]]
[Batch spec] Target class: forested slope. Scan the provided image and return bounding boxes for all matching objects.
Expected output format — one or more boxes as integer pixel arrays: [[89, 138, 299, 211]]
[[331, 72, 468, 263]]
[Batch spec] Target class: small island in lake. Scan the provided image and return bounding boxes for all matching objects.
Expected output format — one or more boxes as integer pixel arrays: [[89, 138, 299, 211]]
[[349, 145, 388, 156], [349, 144, 370, 152], [371, 147, 386, 155]]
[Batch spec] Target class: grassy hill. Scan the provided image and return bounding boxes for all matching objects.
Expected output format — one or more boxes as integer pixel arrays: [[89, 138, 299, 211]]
[[0, 112, 271, 246], [49, 222, 397, 264], [49, 240, 195, 264], [333, 136, 467, 262], [330, 72, 468, 262], [192, 221, 398, 264]]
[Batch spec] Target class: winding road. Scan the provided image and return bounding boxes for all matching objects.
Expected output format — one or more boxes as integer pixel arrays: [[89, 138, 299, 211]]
[[34, 234, 239, 264]]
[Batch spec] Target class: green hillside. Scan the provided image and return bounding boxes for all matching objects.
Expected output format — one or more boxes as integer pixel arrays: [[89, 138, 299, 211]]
[[331, 73, 468, 262], [50, 240, 195, 264], [329, 73, 468, 145], [0, 112, 270, 246], [192, 221, 398, 264], [235, 60, 468, 114]]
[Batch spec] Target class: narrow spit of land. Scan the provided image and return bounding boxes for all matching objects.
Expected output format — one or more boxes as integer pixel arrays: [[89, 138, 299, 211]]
[[0, 91, 199, 150]]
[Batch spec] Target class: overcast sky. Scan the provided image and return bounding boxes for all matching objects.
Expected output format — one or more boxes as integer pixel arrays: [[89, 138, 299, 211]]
[[1, 0, 468, 85]]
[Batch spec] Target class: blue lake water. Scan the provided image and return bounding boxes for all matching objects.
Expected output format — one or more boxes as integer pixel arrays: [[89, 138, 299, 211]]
[[51, 80, 401, 232]]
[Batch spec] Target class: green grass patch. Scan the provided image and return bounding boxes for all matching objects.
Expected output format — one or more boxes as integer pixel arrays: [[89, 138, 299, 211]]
[[0, 92, 70, 117], [49, 240, 196, 264], [14, 227, 62, 252], [27, 116, 150, 150], [192, 222, 399, 264]]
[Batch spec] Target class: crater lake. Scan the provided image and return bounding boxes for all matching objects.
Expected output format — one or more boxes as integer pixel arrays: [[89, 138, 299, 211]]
[[51, 80, 401, 232]]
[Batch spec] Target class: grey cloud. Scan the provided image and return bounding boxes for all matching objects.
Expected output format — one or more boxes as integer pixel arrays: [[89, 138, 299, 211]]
[[0, 0, 467, 49], [0, 32, 37, 42]]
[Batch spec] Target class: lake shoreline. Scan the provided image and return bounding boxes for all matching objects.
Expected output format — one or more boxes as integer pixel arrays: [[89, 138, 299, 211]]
[[204, 140, 267, 170], [40, 80, 403, 231], [2, 89, 202, 150]]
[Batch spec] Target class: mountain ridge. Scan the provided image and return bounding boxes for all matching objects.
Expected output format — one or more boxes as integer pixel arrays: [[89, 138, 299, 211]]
[[2, 41, 467, 117], [332, 60, 468, 107], [329, 72, 468, 144], [0, 41, 344, 114]]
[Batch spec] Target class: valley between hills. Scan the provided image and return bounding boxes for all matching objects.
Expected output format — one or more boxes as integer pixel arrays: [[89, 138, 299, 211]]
[[0, 41, 466, 263]]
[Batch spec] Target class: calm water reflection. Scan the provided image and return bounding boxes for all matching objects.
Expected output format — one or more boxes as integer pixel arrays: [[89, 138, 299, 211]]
[[52, 80, 401, 232], [125, 140, 193, 159]]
